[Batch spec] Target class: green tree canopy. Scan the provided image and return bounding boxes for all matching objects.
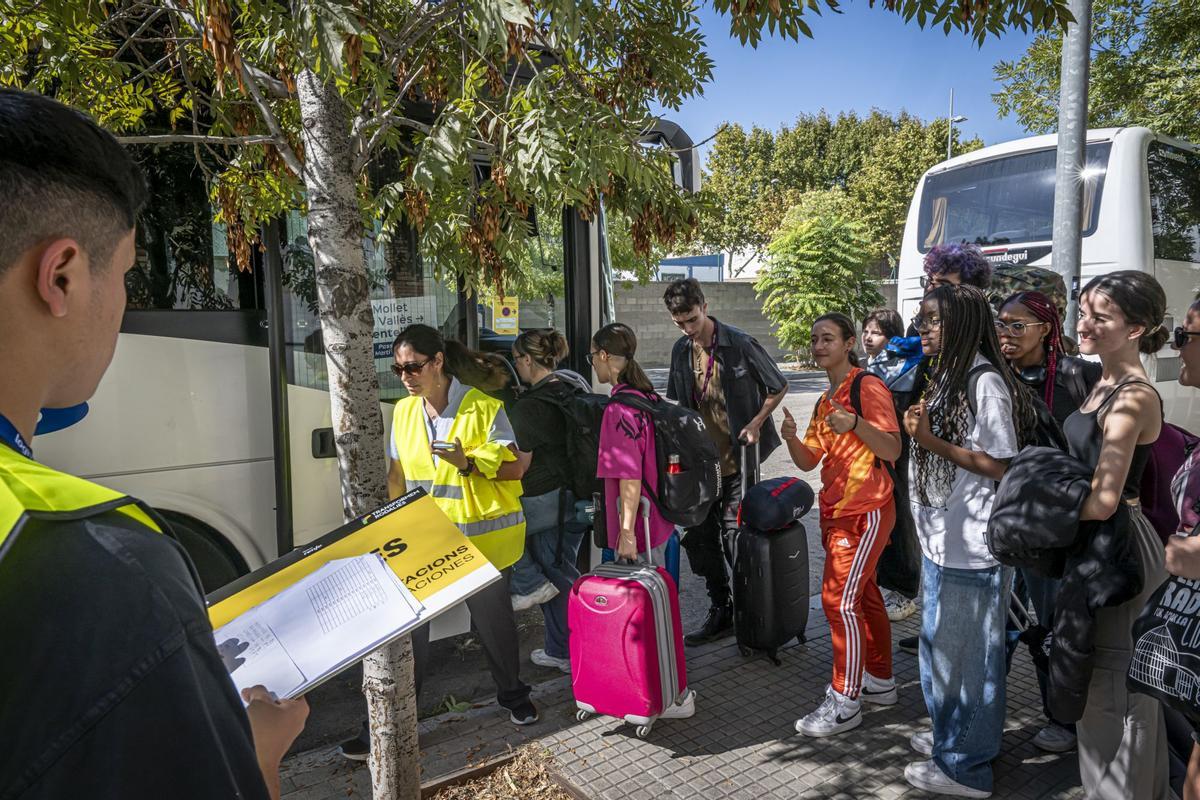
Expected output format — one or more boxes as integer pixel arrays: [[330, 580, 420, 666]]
[[692, 110, 981, 273], [993, 0, 1200, 142], [847, 117, 982, 269], [755, 188, 882, 351]]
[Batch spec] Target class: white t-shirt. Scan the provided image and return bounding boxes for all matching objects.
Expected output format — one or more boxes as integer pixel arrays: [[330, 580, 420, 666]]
[[909, 356, 1019, 569]]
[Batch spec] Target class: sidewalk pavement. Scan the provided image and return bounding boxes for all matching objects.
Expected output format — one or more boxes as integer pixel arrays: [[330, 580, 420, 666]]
[[280, 600, 1083, 799]]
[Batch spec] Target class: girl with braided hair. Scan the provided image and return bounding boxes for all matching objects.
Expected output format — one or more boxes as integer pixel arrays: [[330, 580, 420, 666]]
[[997, 291, 1101, 426], [995, 290, 1102, 755], [901, 283, 1036, 799]]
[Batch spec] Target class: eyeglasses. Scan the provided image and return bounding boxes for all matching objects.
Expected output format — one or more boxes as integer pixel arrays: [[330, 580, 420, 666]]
[[1174, 327, 1200, 349], [994, 320, 1048, 336], [391, 359, 431, 377], [911, 315, 942, 332], [919, 275, 954, 290], [584, 352, 597, 365]]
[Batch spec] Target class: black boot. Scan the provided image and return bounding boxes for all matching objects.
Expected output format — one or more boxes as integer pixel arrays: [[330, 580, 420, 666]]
[[685, 603, 733, 646]]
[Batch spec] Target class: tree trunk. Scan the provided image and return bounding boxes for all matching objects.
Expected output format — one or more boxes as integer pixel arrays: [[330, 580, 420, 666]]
[[296, 67, 422, 800]]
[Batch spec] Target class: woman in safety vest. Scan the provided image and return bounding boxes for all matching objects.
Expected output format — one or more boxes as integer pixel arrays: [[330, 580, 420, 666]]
[[339, 324, 537, 762]]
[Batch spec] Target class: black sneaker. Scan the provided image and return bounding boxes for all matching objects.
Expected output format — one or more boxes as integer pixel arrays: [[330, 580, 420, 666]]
[[684, 604, 734, 647], [338, 735, 369, 762], [507, 698, 539, 726], [899, 635, 919, 655]]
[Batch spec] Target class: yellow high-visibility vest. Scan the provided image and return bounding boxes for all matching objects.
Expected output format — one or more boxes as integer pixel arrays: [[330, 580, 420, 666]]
[[0, 443, 161, 557], [391, 388, 525, 570]]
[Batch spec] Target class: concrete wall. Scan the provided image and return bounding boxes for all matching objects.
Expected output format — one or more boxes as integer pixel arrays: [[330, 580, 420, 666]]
[[614, 279, 901, 368], [614, 281, 790, 368]]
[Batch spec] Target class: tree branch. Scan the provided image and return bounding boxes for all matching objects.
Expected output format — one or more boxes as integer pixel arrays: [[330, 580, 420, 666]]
[[352, 64, 431, 172], [116, 133, 279, 145], [236, 59, 305, 178]]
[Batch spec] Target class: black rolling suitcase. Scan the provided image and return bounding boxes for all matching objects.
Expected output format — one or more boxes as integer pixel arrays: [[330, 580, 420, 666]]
[[731, 442, 813, 665]]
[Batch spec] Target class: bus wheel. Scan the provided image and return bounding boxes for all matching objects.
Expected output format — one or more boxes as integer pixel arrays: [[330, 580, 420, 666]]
[[157, 510, 249, 593]]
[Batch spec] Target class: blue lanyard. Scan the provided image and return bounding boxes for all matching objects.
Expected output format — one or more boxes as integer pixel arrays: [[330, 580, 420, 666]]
[[0, 413, 32, 459]]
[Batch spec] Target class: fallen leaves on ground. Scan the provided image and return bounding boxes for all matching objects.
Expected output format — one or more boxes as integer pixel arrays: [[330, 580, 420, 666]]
[[430, 747, 574, 800]]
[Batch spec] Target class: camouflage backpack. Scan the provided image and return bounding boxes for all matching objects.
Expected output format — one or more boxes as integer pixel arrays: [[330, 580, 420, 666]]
[[986, 264, 1078, 353], [986, 265, 1068, 321]]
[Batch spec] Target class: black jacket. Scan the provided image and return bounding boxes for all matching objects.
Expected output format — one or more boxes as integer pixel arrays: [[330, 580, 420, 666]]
[[0, 511, 270, 800], [988, 446, 1145, 722], [666, 319, 787, 463]]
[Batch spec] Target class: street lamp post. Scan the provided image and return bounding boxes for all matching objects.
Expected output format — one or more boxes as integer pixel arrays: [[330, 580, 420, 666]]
[[947, 88, 968, 161]]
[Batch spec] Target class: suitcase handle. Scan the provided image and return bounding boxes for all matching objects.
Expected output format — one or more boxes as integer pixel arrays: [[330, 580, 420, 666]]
[[615, 495, 657, 567], [739, 438, 760, 500]]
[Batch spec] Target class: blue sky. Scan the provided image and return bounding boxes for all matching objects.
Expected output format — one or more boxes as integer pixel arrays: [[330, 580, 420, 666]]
[[661, 1, 1044, 157]]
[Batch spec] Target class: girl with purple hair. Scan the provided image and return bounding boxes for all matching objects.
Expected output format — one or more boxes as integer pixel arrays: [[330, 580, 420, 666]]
[[920, 243, 993, 292]]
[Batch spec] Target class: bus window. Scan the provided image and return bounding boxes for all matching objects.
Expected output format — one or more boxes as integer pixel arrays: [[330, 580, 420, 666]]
[[280, 211, 457, 401], [918, 142, 1112, 252], [1148, 142, 1200, 264], [127, 148, 262, 311]]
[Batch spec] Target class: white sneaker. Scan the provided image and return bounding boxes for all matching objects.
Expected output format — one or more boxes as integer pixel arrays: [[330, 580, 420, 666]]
[[910, 729, 934, 757], [904, 759, 991, 797], [511, 581, 559, 612], [883, 589, 917, 621], [1032, 722, 1076, 753], [861, 672, 898, 705], [794, 686, 862, 738], [660, 689, 696, 720], [530, 648, 571, 673]]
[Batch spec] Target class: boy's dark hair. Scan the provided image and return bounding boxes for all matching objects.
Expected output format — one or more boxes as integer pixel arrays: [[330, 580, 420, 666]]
[[663, 278, 706, 315], [0, 89, 147, 276], [863, 308, 904, 340]]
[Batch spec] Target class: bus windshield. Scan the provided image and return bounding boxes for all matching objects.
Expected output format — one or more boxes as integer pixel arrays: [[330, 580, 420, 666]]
[[917, 142, 1112, 253]]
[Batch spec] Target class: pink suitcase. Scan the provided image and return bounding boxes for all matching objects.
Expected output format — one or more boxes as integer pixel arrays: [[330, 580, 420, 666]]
[[568, 498, 694, 738]]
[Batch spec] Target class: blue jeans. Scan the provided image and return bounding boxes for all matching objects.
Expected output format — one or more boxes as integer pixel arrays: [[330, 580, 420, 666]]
[[919, 555, 1013, 794], [511, 489, 584, 659]]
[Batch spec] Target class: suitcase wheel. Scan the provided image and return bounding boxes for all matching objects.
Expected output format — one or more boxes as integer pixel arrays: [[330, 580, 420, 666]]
[[738, 645, 750, 657], [575, 709, 592, 722], [635, 724, 653, 739]]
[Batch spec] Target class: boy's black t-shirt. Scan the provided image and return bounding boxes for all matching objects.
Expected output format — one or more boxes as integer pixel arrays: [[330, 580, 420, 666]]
[[0, 511, 270, 800]]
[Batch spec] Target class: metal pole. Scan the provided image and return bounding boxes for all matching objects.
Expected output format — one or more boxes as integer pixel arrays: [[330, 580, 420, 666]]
[[947, 88, 955, 161], [262, 221, 295, 558], [1051, 0, 1093, 329]]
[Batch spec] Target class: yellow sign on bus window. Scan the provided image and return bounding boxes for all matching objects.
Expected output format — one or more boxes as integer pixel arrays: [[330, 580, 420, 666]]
[[493, 297, 519, 333]]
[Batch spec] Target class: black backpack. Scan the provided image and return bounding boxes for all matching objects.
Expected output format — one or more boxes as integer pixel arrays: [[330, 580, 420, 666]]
[[609, 392, 721, 529], [848, 370, 899, 480], [535, 386, 609, 502]]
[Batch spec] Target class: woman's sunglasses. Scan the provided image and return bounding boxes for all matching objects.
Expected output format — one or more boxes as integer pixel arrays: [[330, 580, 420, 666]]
[[391, 358, 431, 377], [1174, 327, 1200, 349]]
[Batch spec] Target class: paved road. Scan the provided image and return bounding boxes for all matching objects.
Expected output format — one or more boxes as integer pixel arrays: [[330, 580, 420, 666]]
[[289, 372, 832, 755]]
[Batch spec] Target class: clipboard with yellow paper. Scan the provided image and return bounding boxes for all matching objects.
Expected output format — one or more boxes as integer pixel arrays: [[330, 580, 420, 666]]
[[206, 488, 500, 699]]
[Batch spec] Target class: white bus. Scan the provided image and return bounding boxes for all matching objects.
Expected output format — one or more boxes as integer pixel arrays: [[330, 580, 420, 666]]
[[897, 126, 1200, 429], [31, 164, 604, 619], [31, 119, 697, 607]]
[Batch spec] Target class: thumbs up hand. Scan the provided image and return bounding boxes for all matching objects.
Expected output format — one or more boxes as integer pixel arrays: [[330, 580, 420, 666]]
[[780, 406, 798, 441], [826, 398, 859, 435]]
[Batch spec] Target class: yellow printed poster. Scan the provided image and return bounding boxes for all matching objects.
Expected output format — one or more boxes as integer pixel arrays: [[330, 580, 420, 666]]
[[492, 297, 519, 333], [207, 490, 498, 630]]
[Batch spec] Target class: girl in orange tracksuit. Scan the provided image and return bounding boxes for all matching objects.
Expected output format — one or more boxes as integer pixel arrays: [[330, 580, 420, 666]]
[[781, 313, 900, 738]]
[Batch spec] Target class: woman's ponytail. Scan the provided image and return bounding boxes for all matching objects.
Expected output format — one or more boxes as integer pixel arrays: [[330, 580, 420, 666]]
[[392, 324, 511, 392], [592, 322, 654, 394]]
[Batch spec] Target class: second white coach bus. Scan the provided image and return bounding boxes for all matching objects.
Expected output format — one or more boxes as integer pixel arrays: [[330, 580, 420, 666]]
[[896, 126, 1200, 429]]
